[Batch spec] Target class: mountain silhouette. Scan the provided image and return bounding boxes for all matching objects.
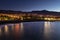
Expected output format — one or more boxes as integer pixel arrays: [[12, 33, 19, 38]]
[[0, 10, 60, 16]]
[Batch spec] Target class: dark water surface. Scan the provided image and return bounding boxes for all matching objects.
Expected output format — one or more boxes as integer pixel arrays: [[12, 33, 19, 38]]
[[0, 21, 60, 40]]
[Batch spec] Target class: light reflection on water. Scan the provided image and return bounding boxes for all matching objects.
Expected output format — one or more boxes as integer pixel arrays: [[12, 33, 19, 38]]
[[4, 25, 9, 35], [0, 28, 1, 36], [44, 22, 51, 35], [0, 22, 60, 40], [44, 22, 52, 40], [20, 23, 23, 31], [15, 24, 20, 32], [0, 23, 24, 39]]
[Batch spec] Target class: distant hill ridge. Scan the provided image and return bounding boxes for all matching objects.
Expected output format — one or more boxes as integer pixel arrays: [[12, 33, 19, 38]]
[[0, 10, 59, 12], [0, 10, 60, 16]]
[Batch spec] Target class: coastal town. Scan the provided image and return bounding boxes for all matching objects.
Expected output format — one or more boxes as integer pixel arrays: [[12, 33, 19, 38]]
[[0, 10, 60, 21]]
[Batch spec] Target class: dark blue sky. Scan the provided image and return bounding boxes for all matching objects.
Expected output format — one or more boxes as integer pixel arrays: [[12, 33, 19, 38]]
[[0, 0, 60, 11]]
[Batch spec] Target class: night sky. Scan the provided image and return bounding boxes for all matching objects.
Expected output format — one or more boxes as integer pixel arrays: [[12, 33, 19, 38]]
[[0, 0, 60, 12]]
